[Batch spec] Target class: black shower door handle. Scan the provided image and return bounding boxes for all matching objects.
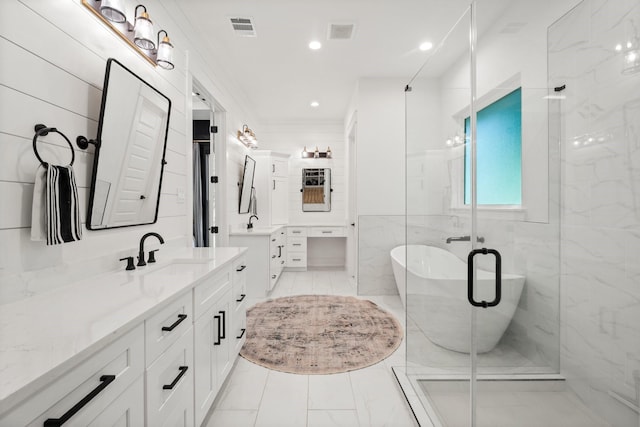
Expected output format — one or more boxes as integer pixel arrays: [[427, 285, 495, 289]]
[[467, 248, 501, 308]]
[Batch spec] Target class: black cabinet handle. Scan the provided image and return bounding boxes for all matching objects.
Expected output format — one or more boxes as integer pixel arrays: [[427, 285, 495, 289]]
[[161, 314, 187, 332], [277, 245, 282, 258], [213, 314, 221, 345], [219, 310, 226, 339], [236, 293, 246, 302], [44, 375, 116, 426], [237, 328, 246, 339], [162, 366, 188, 390], [236, 265, 246, 272]]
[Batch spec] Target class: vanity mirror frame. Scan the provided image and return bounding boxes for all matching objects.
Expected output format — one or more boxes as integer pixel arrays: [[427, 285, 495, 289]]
[[85, 58, 171, 230], [301, 168, 331, 212]]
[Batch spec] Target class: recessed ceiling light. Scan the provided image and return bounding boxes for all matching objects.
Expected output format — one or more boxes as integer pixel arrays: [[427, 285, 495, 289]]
[[309, 41, 322, 50], [310, 101, 320, 107], [419, 41, 433, 51]]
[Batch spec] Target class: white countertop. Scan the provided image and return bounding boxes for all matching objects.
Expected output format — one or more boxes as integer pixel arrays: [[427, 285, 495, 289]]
[[229, 225, 285, 236], [0, 246, 246, 414]]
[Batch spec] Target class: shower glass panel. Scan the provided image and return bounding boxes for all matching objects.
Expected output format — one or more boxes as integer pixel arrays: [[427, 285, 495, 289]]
[[403, 0, 567, 425], [404, 3, 474, 419]]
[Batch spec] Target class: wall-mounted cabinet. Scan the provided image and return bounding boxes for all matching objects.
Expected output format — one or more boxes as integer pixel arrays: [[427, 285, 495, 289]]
[[252, 151, 290, 227]]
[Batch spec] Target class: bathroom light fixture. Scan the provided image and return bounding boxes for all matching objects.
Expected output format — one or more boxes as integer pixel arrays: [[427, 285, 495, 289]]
[[237, 125, 258, 149], [620, 20, 640, 75], [302, 146, 332, 158], [309, 41, 322, 50], [310, 101, 319, 107], [81, 0, 175, 69], [156, 30, 174, 70], [99, 0, 126, 23], [134, 5, 155, 50], [419, 41, 433, 51]]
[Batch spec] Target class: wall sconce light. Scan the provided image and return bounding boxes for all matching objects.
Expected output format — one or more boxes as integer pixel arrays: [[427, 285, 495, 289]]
[[616, 20, 640, 75], [82, 0, 175, 70], [237, 125, 258, 149], [302, 146, 332, 158]]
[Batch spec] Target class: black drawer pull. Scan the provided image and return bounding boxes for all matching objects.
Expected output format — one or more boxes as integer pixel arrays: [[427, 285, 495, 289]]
[[236, 265, 246, 272], [236, 293, 246, 302], [213, 314, 221, 345], [219, 310, 226, 339], [293, 258, 301, 261], [162, 366, 188, 390], [293, 243, 301, 246], [161, 314, 187, 332], [237, 328, 246, 339], [44, 375, 116, 426]]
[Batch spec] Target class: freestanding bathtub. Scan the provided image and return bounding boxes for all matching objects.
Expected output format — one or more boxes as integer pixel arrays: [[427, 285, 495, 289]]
[[390, 245, 525, 353]]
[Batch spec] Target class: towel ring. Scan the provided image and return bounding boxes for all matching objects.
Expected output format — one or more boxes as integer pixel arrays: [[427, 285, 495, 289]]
[[32, 124, 75, 168]]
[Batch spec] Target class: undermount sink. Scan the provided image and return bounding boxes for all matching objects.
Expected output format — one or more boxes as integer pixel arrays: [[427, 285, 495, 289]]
[[142, 258, 212, 277]]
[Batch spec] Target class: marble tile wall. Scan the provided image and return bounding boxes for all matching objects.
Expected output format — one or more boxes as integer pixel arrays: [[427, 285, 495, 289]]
[[550, 0, 640, 425], [357, 215, 406, 295]]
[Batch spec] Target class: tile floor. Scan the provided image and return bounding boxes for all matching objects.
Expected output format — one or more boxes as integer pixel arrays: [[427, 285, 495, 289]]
[[203, 269, 419, 427]]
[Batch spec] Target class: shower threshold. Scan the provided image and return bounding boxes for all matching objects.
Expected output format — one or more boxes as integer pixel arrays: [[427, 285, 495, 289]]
[[392, 368, 611, 427]]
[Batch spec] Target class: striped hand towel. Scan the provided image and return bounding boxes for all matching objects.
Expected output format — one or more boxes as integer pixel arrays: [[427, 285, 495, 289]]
[[31, 165, 82, 245]]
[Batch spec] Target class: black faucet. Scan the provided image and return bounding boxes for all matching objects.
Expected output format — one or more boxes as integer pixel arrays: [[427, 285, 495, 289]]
[[247, 215, 259, 230], [137, 232, 165, 267]]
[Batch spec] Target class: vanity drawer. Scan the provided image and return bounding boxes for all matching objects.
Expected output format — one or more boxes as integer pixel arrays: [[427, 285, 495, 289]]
[[193, 266, 231, 320], [0, 325, 144, 427], [287, 237, 307, 252], [309, 226, 345, 237], [145, 291, 193, 366], [287, 226, 308, 237], [146, 326, 194, 427], [287, 253, 307, 268]]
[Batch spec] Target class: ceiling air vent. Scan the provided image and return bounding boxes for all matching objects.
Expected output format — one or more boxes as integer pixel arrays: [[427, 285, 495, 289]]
[[327, 23, 355, 40], [230, 17, 256, 37]]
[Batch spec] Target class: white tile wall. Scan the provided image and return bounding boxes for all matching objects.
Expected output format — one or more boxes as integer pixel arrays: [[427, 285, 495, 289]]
[[550, 1, 640, 425]]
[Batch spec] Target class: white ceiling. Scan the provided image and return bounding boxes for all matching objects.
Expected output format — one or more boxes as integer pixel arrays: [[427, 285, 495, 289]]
[[171, 0, 474, 124]]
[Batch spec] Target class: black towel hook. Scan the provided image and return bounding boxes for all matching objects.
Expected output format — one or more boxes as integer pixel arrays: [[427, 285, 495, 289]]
[[32, 124, 75, 168]]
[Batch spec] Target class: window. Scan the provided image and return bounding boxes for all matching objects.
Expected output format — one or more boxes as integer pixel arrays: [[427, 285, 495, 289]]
[[464, 87, 522, 205]]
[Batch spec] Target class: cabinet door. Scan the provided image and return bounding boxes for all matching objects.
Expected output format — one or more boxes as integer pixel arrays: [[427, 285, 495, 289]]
[[271, 177, 288, 225], [272, 158, 288, 177], [194, 289, 232, 427]]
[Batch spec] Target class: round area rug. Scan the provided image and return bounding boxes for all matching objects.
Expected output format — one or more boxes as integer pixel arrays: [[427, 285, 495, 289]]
[[240, 295, 403, 374]]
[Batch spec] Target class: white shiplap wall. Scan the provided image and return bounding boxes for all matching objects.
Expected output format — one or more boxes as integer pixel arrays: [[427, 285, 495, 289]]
[[0, 0, 253, 304]]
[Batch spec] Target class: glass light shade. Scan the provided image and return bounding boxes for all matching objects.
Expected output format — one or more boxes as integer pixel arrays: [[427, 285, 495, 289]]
[[100, 0, 126, 23], [134, 14, 155, 50], [156, 37, 174, 70], [622, 45, 640, 74]]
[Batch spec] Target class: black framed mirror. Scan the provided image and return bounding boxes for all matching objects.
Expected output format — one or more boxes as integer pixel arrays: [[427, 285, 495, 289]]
[[302, 168, 331, 212], [239, 155, 256, 214], [86, 58, 171, 230]]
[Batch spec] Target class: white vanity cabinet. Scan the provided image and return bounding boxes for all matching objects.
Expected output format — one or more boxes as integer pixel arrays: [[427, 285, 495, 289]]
[[252, 150, 290, 226], [193, 266, 233, 427], [285, 226, 346, 270], [0, 325, 145, 427], [0, 248, 248, 427], [286, 226, 308, 269], [230, 227, 286, 297]]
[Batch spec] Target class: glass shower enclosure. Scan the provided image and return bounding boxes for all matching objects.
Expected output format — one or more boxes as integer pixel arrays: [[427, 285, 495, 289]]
[[399, 0, 640, 426]]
